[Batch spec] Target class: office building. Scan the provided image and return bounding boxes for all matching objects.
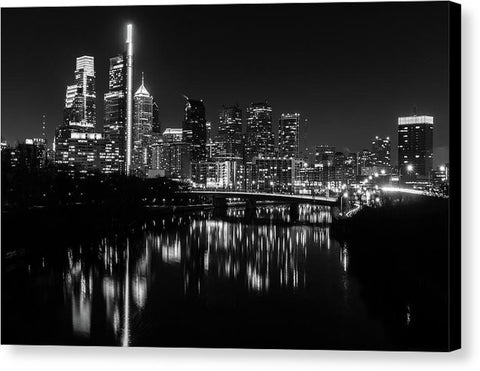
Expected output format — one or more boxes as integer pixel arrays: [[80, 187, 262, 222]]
[[245, 102, 274, 161], [398, 115, 434, 177], [103, 54, 126, 174], [218, 105, 243, 158], [278, 113, 300, 159], [132, 73, 154, 176]]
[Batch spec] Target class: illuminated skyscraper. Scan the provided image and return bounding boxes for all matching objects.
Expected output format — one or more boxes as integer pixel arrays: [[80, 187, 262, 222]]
[[245, 102, 274, 161], [126, 24, 134, 175], [103, 55, 126, 173], [132, 73, 154, 176], [183, 97, 207, 162], [152, 101, 160, 134], [278, 113, 300, 159], [55, 56, 105, 175], [218, 104, 243, 157], [62, 55, 96, 132], [397, 115, 434, 177], [315, 145, 335, 184], [371, 135, 391, 170]]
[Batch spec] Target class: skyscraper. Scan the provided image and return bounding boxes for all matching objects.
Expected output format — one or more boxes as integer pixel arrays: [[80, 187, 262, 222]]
[[397, 115, 434, 177], [315, 145, 335, 185], [103, 54, 126, 174], [125, 24, 134, 175], [278, 113, 300, 159], [245, 102, 274, 161], [371, 135, 391, 171], [183, 97, 207, 162], [152, 101, 160, 134], [132, 73, 154, 176], [63, 55, 96, 132], [218, 104, 243, 158], [55, 56, 104, 175]]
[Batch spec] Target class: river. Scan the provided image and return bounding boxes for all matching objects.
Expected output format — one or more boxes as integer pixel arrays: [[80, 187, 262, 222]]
[[3, 204, 398, 349]]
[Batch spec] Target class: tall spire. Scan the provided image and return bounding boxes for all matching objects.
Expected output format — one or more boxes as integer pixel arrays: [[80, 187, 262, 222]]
[[42, 115, 46, 141], [126, 23, 134, 175], [134, 71, 150, 96]]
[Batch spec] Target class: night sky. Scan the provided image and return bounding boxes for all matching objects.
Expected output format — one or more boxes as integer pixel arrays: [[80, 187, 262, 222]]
[[1, 2, 450, 165]]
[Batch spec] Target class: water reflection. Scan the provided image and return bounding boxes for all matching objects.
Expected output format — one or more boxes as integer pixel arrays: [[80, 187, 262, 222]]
[[40, 206, 355, 346]]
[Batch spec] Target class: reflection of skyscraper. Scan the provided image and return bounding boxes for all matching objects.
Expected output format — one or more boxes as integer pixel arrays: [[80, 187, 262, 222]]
[[132, 73, 153, 176], [278, 113, 300, 159], [104, 55, 126, 174], [183, 98, 207, 162], [398, 115, 434, 177], [245, 102, 274, 161]]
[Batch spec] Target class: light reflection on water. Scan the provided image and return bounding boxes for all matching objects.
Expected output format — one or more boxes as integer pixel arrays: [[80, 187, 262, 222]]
[[13, 205, 371, 347]]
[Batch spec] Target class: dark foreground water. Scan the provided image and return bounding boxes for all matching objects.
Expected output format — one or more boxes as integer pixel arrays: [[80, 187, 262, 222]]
[[3, 205, 405, 349]]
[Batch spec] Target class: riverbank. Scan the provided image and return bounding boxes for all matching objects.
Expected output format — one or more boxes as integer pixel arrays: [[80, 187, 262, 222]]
[[332, 197, 451, 350]]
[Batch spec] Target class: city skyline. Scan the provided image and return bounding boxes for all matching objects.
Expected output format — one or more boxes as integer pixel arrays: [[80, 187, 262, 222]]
[[1, 3, 450, 165]]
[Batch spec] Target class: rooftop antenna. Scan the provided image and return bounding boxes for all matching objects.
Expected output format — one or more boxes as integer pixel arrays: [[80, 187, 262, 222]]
[[141, 71, 144, 86], [413, 105, 417, 116], [42, 115, 46, 142]]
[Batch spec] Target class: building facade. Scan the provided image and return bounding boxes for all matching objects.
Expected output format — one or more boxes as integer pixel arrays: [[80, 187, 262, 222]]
[[397, 115, 434, 177], [132, 74, 154, 176], [103, 54, 126, 174], [218, 105, 243, 158], [245, 102, 274, 161], [371, 135, 391, 173], [278, 113, 300, 159]]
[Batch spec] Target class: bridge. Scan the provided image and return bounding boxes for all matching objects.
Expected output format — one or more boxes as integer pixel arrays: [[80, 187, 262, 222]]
[[175, 190, 338, 220], [179, 190, 338, 205]]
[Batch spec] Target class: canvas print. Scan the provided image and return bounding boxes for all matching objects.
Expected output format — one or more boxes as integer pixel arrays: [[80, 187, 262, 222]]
[[1, 2, 460, 350]]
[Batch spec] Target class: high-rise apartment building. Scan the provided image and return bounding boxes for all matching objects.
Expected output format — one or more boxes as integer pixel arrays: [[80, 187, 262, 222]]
[[278, 113, 300, 159], [245, 102, 274, 161], [183, 97, 207, 163], [371, 136, 391, 171], [218, 105, 243, 158], [397, 115, 434, 177]]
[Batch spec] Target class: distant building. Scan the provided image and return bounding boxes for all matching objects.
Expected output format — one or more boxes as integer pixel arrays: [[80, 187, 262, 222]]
[[64, 56, 96, 131], [278, 113, 300, 159], [397, 115, 434, 178], [315, 145, 335, 184], [252, 157, 295, 193], [357, 149, 375, 176], [132, 73, 154, 177], [55, 56, 104, 175], [344, 152, 357, 184], [245, 102, 274, 161], [333, 151, 346, 186], [103, 54, 127, 174], [149, 128, 189, 179], [162, 128, 182, 142], [196, 159, 244, 190], [371, 135, 391, 173], [183, 98, 207, 163], [218, 105, 243, 158], [152, 100, 161, 134]]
